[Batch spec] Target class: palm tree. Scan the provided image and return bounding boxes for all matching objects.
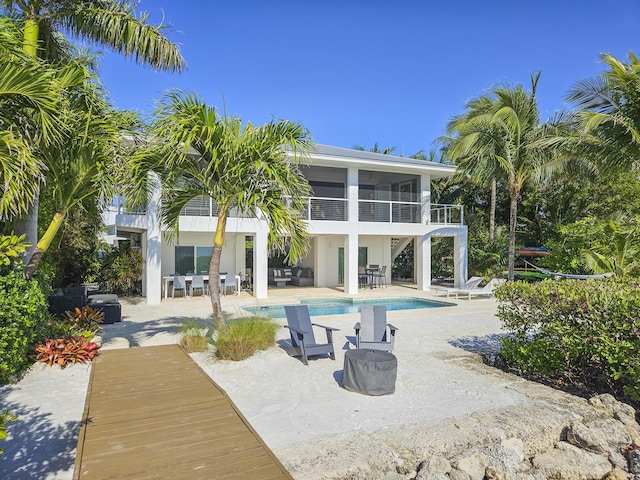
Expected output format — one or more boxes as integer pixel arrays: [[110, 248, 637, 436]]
[[0, 1, 185, 259], [23, 70, 119, 278], [125, 90, 314, 320], [441, 95, 500, 243], [353, 143, 396, 155], [441, 73, 561, 281], [0, 19, 77, 221], [564, 52, 640, 172]]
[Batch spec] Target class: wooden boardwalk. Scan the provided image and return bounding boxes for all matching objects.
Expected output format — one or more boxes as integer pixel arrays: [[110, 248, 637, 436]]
[[74, 345, 293, 480]]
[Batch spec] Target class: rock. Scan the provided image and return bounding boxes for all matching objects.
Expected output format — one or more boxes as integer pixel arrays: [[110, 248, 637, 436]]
[[384, 472, 406, 480], [448, 469, 472, 480], [587, 418, 633, 450], [451, 452, 485, 480], [591, 394, 639, 429], [478, 444, 522, 473], [625, 424, 640, 446], [415, 473, 448, 480], [608, 449, 629, 471], [566, 420, 610, 454], [532, 441, 612, 480], [415, 455, 451, 477], [485, 465, 506, 480], [604, 467, 630, 480], [500, 437, 525, 462], [629, 448, 640, 474]]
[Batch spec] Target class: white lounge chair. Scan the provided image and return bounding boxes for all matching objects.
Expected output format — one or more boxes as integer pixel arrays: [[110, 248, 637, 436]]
[[450, 278, 505, 300], [433, 276, 483, 298]]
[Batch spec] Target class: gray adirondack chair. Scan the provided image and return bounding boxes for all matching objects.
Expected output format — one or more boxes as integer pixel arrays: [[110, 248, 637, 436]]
[[354, 305, 398, 352], [284, 305, 339, 365]]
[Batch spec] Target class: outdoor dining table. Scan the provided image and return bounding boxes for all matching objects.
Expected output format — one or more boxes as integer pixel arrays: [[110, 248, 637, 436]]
[[365, 268, 379, 289], [162, 274, 241, 299]]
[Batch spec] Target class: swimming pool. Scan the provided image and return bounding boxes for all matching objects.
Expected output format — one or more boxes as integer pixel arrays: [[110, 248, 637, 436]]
[[242, 297, 454, 318]]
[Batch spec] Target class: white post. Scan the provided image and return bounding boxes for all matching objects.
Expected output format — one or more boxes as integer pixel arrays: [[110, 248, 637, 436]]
[[453, 228, 469, 288], [344, 167, 360, 294], [416, 234, 431, 291], [145, 174, 162, 305], [253, 227, 269, 299]]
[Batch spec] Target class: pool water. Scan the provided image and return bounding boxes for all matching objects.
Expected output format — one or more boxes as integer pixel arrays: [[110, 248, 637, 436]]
[[242, 297, 454, 318]]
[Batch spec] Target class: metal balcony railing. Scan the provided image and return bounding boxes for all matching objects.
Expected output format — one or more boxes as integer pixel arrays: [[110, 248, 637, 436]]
[[180, 197, 250, 218], [358, 200, 422, 223], [429, 204, 464, 225]]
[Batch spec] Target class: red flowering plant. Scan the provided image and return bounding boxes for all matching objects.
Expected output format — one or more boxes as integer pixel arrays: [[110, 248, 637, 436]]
[[33, 336, 100, 367]]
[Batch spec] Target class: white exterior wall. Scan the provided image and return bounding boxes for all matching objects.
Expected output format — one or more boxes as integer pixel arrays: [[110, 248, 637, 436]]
[[113, 144, 468, 304]]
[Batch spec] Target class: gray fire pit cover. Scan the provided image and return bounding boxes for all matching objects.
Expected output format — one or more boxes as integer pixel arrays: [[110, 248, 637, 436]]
[[342, 348, 397, 395]]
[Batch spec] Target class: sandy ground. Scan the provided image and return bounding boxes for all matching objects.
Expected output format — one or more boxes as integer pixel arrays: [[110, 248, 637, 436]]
[[0, 286, 529, 479]]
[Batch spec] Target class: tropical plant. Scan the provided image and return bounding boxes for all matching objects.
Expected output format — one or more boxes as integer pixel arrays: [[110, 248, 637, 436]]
[[583, 218, 640, 276], [0, 234, 29, 268], [352, 143, 396, 155], [0, 17, 74, 221], [0, 265, 50, 383], [564, 51, 640, 173], [441, 95, 500, 243], [214, 317, 278, 361], [124, 90, 314, 320], [496, 278, 640, 402], [441, 73, 566, 280], [23, 69, 119, 278], [99, 243, 143, 295], [61, 306, 104, 335], [179, 318, 212, 353], [33, 335, 100, 366], [0, 409, 17, 455], [0, 0, 185, 260]]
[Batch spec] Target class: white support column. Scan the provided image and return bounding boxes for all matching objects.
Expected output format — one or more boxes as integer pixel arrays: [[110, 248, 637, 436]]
[[416, 234, 431, 291], [145, 174, 162, 305], [253, 228, 269, 299], [344, 167, 360, 295], [453, 229, 469, 288], [421, 173, 431, 224], [314, 236, 327, 288], [235, 234, 245, 278], [344, 233, 359, 294]]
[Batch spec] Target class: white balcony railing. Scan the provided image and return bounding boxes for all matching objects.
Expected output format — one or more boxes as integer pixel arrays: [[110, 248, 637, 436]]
[[429, 204, 464, 225]]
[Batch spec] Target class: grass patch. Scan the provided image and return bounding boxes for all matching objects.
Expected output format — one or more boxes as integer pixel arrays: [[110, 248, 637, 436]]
[[215, 316, 278, 361], [179, 318, 213, 353]]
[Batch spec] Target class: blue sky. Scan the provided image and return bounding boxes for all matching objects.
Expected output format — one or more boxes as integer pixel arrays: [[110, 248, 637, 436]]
[[97, 0, 640, 157]]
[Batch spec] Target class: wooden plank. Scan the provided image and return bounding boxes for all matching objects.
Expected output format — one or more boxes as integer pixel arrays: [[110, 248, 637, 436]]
[[74, 345, 293, 480]]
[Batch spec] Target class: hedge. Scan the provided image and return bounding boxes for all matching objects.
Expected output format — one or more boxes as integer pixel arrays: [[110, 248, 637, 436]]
[[495, 278, 640, 401]]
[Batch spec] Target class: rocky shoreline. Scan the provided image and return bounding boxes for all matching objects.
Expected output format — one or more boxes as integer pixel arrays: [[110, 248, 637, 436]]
[[277, 357, 640, 480]]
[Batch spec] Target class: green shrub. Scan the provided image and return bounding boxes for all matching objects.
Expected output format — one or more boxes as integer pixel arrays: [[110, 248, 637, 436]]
[[0, 267, 50, 383], [0, 409, 17, 455], [99, 244, 143, 296], [179, 318, 212, 353], [215, 317, 278, 361], [496, 278, 640, 402]]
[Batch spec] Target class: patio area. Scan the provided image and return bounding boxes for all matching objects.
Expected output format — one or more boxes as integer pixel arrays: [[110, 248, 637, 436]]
[[0, 284, 560, 479]]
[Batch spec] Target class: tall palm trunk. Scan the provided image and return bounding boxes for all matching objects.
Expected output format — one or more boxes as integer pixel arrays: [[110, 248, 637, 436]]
[[507, 186, 519, 282], [18, 18, 41, 262], [24, 209, 65, 279], [209, 211, 228, 323], [489, 178, 496, 242]]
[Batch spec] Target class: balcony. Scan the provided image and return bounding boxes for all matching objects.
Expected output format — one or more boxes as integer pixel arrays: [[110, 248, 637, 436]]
[[429, 204, 464, 225], [358, 200, 421, 223]]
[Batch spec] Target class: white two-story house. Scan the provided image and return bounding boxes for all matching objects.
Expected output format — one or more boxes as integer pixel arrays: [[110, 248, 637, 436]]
[[105, 144, 467, 304]]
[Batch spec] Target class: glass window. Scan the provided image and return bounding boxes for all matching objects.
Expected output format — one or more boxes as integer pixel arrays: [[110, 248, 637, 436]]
[[175, 246, 194, 275], [196, 246, 213, 274]]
